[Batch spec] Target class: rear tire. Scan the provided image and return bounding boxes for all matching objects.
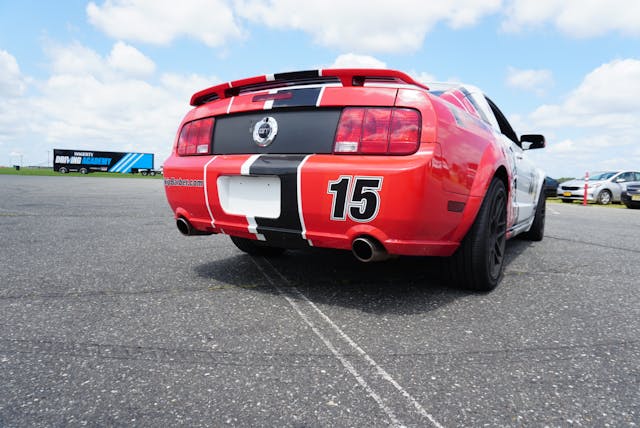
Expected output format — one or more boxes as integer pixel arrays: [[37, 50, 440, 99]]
[[446, 178, 507, 292], [59, 167, 68, 174], [79, 167, 88, 174], [230, 236, 286, 257], [521, 193, 545, 241]]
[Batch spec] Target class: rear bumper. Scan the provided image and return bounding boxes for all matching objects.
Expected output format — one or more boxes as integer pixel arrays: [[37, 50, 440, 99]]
[[164, 148, 473, 257]]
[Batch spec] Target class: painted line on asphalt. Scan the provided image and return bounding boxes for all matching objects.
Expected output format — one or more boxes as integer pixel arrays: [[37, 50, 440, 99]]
[[250, 257, 403, 426], [252, 257, 444, 428]]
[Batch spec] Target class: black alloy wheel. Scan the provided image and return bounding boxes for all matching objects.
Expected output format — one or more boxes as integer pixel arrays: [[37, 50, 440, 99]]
[[447, 178, 507, 291], [486, 184, 507, 281]]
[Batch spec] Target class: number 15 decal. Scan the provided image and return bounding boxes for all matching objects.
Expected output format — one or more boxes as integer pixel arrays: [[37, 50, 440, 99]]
[[327, 176, 383, 222]]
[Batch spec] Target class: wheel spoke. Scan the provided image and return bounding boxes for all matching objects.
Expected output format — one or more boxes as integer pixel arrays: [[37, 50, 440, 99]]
[[487, 189, 506, 278]]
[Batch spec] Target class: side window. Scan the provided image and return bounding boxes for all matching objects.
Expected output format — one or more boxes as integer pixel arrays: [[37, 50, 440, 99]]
[[619, 172, 632, 182], [634, 172, 640, 181], [485, 96, 519, 144]]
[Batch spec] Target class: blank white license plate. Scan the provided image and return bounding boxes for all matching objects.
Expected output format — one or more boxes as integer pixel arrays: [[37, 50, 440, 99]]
[[217, 175, 281, 218]]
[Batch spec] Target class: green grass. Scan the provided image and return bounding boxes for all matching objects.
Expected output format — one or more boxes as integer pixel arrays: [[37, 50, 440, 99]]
[[547, 197, 628, 209], [0, 167, 162, 179]]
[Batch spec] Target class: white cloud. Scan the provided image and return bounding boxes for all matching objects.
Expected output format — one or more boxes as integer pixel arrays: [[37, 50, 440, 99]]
[[107, 41, 156, 76], [409, 71, 438, 84], [45, 42, 106, 77], [0, 50, 27, 97], [327, 55, 441, 87], [87, 0, 243, 47], [525, 59, 640, 177], [3, 42, 216, 166], [506, 66, 553, 95], [530, 59, 640, 128], [235, 0, 502, 53], [85, 0, 640, 56], [160, 73, 216, 97], [0, 51, 32, 145], [329, 54, 386, 69], [502, 0, 640, 37]]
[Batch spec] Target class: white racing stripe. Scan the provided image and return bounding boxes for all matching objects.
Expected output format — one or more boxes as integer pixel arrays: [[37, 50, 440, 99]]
[[297, 155, 313, 246], [226, 96, 234, 114], [241, 154, 260, 176], [247, 216, 266, 241], [240, 155, 265, 240], [264, 89, 278, 110], [203, 156, 218, 228], [253, 257, 444, 428], [316, 86, 326, 107]]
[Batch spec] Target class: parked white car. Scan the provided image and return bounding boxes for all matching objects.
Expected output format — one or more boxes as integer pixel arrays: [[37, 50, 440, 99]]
[[557, 171, 640, 204]]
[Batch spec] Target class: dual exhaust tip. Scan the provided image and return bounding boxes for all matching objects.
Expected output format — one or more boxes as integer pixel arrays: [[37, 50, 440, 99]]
[[177, 218, 388, 262]]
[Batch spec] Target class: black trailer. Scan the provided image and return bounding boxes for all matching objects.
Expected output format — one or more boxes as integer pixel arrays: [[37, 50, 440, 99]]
[[53, 149, 154, 174]]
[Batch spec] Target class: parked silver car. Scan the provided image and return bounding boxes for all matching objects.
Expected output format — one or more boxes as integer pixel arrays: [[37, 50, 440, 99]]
[[557, 171, 640, 204]]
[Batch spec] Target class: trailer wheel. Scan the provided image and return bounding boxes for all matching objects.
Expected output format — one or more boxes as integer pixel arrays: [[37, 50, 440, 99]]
[[141, 170, 148, 176], [150, 171, 156, 176], [59, 167, 68, 174], [79, 168, 88, 174]]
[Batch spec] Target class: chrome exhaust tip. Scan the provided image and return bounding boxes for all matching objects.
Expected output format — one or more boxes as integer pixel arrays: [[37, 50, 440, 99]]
[[176, 217, 212, 236], [352, 236, 389, 263]]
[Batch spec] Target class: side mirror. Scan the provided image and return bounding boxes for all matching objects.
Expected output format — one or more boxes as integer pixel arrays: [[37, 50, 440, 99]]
[[520, 134, 546, 150]]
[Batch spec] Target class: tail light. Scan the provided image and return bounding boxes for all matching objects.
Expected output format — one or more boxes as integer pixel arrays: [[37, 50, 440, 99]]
[[176, 117, 215, 156], [334, 107, 421, 155]]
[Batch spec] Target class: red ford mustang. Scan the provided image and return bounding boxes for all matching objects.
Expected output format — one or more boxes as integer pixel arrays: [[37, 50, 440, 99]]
[[164, 69, 546, 291]]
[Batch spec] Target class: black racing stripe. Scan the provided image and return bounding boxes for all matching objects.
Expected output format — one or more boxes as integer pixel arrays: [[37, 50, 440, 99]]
[[273, 70, 320, 81], [249, 155, 309, 248], [273, 88, 322, 108]]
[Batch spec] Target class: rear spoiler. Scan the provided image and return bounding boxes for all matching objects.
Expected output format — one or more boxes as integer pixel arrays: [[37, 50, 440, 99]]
[[190, 69, 430, 106]]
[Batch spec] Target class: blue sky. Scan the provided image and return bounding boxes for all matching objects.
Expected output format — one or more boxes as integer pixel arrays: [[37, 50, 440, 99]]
[[1, 0, 639, 178]]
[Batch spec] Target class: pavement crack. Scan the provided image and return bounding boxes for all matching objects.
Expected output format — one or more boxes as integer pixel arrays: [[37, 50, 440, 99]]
[[0, 338, 337, 367], [0, 284, 257, 301], [546, 234, 640, 253]]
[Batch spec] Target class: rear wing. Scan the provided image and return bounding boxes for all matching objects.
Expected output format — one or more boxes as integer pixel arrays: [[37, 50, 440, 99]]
[[190, 69, 430, 106]]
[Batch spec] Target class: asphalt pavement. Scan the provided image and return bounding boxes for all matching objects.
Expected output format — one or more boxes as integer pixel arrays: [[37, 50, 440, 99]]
[[1, 175, 638, 427]]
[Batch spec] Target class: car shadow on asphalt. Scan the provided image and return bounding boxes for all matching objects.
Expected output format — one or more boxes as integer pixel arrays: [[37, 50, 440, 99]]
[[194, 239, 533, 316]]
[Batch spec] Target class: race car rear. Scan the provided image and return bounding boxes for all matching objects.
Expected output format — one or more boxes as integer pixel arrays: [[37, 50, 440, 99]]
[[164, 69, 501, 262]]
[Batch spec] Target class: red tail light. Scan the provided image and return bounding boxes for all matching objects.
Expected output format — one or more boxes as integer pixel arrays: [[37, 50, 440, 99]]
[[177, 117, 215, 156], [334, 108, 421, 155]]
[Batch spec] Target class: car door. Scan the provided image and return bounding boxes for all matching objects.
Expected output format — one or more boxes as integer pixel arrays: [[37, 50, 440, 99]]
[[484, 97, 538, 223], [613, 171, 636, 200]]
